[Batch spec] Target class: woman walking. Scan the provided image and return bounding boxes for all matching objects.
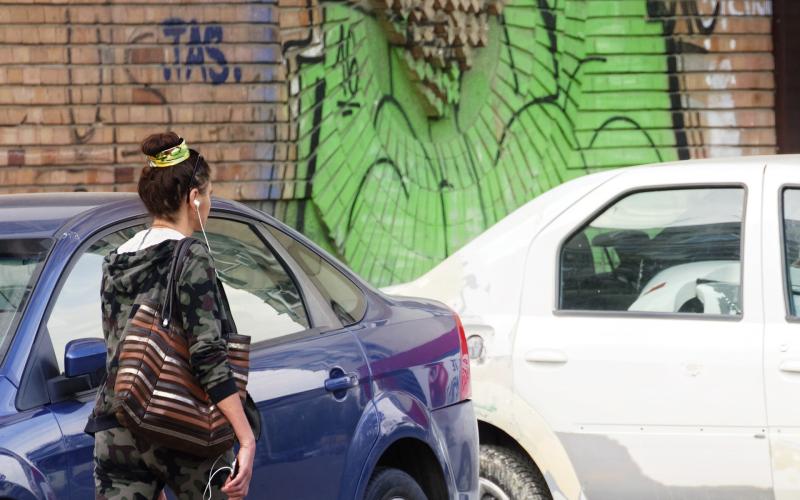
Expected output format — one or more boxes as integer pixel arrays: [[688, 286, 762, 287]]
[[84, 132, 255, 499]]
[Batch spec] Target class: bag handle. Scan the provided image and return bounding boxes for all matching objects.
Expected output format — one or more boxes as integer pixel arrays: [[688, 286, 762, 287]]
[[215, 276, 239, 335]]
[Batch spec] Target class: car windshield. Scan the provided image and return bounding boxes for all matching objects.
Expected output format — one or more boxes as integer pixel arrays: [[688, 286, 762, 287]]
[[0, 238, 52, 355]]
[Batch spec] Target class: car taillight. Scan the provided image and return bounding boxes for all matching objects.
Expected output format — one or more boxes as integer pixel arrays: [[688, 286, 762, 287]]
[[454, 313, 472, 401]]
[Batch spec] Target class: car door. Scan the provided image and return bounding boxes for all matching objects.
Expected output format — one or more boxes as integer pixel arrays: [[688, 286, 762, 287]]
[[514, 165, 772, 499], [0, 234, 75, 500], [762, 162, 800, 500], [200, 216, 374, 500]]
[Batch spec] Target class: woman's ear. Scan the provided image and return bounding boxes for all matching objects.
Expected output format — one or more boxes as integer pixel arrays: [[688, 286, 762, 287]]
[[188, 187, 200, 208]]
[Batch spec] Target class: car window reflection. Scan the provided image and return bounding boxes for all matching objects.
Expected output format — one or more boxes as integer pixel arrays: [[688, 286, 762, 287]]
[[560, 188, 744, 316]]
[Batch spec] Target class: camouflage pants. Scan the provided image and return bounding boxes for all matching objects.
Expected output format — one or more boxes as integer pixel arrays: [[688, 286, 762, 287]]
[[94, 426, 235, 500]]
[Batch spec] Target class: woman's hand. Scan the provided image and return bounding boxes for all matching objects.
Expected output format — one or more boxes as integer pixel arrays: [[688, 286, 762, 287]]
[[215, 392, 256, 499], [221, 441, 255, 499]]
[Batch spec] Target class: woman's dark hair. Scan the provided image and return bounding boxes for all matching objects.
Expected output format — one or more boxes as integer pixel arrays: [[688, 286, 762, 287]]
[[138, 132, 211, 222]]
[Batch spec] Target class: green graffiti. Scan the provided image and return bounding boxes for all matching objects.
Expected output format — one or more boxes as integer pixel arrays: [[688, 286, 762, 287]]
[[290, 0, 679, 286]]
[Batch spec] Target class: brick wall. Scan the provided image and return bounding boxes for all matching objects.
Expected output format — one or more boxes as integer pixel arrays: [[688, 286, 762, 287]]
[[0, 1, 291, 207], [0, 0, 778, 285]]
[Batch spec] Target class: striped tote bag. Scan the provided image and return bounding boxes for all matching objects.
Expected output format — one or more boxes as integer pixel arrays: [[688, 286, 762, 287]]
[[112, 238, 250, 457]]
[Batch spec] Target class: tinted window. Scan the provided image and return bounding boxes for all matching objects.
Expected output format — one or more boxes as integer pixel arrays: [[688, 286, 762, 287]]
[[265, 225, 366, 326], [202, 219, 310, 342], [47, 226, 143, 373], [783, 189, 800, 316], [560, 188, 744, 315]]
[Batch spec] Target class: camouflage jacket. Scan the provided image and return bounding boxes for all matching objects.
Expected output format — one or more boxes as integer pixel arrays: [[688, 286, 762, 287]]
[[85, 237, 237, 434]]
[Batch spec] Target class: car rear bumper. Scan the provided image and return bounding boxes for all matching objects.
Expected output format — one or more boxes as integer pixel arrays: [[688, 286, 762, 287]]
[[431, 400, 479, 500]]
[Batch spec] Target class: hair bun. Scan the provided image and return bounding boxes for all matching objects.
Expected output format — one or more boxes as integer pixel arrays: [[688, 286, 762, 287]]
[[141, 132, 182, 157]]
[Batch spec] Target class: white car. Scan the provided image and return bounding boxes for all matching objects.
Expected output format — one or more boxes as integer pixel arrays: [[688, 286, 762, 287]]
[[385, 156, 800, 500]]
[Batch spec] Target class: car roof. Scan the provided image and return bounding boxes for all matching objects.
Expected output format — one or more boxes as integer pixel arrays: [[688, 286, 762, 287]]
[[617, 153, 800, 173], [0, 192, 266, 240], [487, 154, 800, 239], [0, 192, 134, 239]]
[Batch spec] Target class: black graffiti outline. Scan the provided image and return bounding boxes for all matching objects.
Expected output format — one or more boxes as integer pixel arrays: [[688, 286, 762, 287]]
[[282, 0, 326, 232], [493, 2, 579, 167], [492, 0, 562, 166], [493, 3, 662, 173], [309, 0, 673, 278], [647, 0, 720, 36], [335, 25, 362, 116], [500, 14, 520, 94], [588, 117, 664, 163], [647, 0, 720, 160], [346, 157, 409, 234], [371, 90, 451, 255]]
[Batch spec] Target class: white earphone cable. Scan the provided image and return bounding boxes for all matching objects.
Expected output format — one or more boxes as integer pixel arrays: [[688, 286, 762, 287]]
[[194, 201, 220, 279], [203, 454, 233, 500], [195, 203, 214, 252]]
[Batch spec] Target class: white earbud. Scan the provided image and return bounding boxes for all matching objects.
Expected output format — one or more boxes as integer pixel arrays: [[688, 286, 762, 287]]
[[194, 199, 200, 208]]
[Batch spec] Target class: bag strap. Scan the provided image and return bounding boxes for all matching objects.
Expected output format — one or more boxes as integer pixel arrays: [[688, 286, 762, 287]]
[[161, 237, 197, 328], [215, 276, 239, 335]]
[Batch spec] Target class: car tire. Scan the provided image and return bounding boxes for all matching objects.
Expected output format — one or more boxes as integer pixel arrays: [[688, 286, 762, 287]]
[[480, 444, 552, 500], [364, 467, 428, 500]]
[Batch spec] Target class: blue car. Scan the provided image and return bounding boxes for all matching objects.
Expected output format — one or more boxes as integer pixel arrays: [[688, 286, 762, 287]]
[[0, 193, 478, 500]]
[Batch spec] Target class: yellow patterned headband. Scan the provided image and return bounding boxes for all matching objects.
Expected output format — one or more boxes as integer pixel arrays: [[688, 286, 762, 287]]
[[146, 139, 190, 168]]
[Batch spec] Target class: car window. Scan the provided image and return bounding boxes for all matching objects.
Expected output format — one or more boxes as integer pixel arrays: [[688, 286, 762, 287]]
[[46, 219, 311, 373], [0, 238, 52, 359], [201, 218, 310, 342], [265, 224, 367, 326], [783, 189, 800, 316], [47, 226, 143, 373], [560, 188, 744, 315]]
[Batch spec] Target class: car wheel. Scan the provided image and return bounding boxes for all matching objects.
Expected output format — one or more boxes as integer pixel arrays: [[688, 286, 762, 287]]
[[480, 445, 551, 500], [365, 467, 428, 500]]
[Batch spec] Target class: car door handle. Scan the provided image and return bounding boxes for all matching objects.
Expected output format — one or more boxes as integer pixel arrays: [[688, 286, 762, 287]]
[[779, 360, 800, 373], [525, 349, 568, 364], [324, 373, 359, 392]]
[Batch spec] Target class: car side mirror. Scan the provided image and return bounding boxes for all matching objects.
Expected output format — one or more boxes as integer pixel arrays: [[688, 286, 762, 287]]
[[65, 338, 106, 380], [47, 338, 107, 404]]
